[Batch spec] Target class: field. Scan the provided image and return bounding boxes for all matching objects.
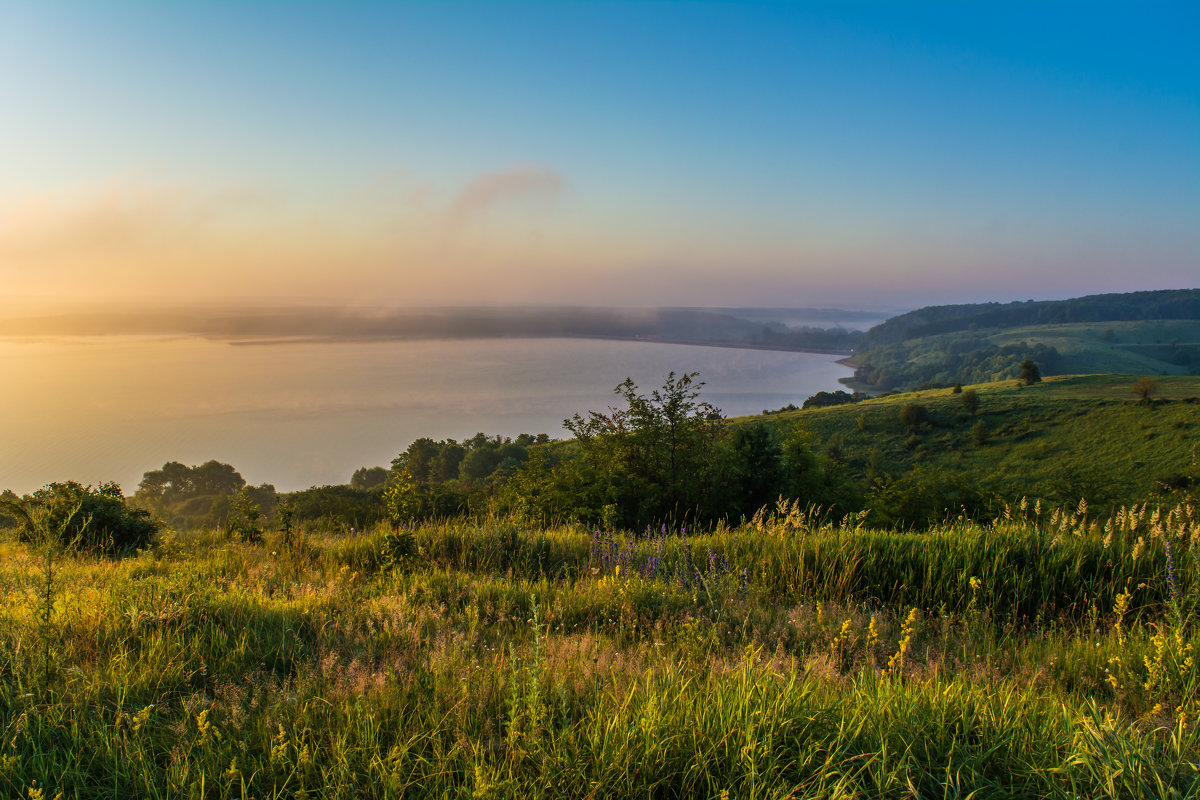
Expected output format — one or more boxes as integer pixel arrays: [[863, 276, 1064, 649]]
[[1, 500, 1198, 798], [752, 375, 1200, 512]]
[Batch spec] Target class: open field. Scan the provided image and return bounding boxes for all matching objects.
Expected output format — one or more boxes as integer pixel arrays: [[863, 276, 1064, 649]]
[[1, 501, 1197, 798], [749, 375, 1200, 513]]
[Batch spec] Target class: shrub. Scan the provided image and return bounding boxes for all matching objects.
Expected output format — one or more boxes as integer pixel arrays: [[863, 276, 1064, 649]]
[[1131, 377, 1159, 405], [226, 486, 265, 543], [1019, 358, 1041, 386], [971, 420, 989, 446], [961, 389, 979, 414], [7, 481, 159, 555], [899, 403, 929, 428]]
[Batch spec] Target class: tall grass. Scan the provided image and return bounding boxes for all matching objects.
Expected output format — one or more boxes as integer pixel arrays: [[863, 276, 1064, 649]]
[[0, 502, 1196, 798]]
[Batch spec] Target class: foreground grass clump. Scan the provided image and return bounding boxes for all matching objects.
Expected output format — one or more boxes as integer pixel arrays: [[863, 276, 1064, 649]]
[[0, 505, 1197, 798]]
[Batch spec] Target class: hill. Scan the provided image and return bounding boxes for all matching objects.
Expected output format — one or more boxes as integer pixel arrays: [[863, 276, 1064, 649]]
[[844, 289, 1200, 391], [745, 374, 1200, 519]]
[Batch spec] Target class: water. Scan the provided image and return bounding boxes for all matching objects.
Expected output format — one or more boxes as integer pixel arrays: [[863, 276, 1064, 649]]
[[0, 335, 852, 494]]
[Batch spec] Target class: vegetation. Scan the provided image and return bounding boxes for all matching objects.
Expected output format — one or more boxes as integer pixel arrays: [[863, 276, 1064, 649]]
[[845, 289, 1200, 391], [0, 499, 1196, 798], [750, 375, 1200, 526], [3, 349, 1199, 795], [2, 481, 159, 555]]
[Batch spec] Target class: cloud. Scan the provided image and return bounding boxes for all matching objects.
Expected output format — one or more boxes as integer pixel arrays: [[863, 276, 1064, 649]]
[[447, 164, 564, 223]]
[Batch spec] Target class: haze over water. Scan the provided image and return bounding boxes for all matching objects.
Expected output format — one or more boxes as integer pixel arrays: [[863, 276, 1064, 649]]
[[0, 335, 852, 495]]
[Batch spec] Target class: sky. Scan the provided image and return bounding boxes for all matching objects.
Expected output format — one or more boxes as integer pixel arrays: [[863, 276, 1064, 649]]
[[1, 1, 1197, 311]]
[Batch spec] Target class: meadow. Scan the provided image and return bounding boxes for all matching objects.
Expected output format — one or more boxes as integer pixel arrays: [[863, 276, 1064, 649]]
[[755, 375, 1200, 516], [1, 498, 1197, 798]]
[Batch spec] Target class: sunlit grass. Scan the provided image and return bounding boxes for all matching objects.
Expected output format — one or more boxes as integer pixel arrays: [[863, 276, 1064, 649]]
[[0, 503, 1197, 797]]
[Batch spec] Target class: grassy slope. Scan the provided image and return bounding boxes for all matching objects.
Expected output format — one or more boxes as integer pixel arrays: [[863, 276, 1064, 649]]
[[987, 320, 1200, 375], [743, 375, 1200, 508], [0, 507, 1197, 798], [842, 319, 1200, 392]]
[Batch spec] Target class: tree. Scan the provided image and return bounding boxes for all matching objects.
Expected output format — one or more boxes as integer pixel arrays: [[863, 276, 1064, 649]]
[[392, 438, 440, 483], [1131, 377, 1159, 405], [899, 403, 929, 428], [137, 460, 244, 500], [350, 466, 388, 490], [729, 422, 783, 517], [971, 420, 989, 446], [960, 389, 979, 414], [564, 371, 724, 525], [459, 447, 503, 481], [1019, 359, 1041, 386]]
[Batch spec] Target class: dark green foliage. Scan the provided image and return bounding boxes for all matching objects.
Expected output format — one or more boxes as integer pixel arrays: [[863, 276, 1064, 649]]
[[762, 402, 799, 414], [135, 460, 248, 529], [392, 432, 542, 491], [961, 388, 979, 413], [226, 486, 265, 543], [380, 527, 417, 569], [280, 484, 387, 529], [459, 447, 503, 481], [728, 422, 783, 518], [865, 467, 988, 528], [1020, 358, 1042, 386], [8, 481, 159, 555], [852, 340, 1060, 391], [350, 466, 388, 490], [561, 371, 726, 527], [801, 390, 868, 409], [971, 420, 989, 446], [899, 402, 929, 428], [137, 459, 245, 499]]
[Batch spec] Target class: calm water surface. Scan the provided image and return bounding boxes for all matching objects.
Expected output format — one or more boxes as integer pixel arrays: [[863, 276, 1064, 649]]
[[1, 336, 852, 494]]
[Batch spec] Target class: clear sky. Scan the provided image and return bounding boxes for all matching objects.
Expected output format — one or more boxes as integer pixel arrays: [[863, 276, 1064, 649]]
[[1, 1, 1197, 310]]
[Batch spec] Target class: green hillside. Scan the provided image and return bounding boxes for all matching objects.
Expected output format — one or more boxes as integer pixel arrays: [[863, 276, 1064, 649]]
[[844, 289, 1200, 391], [745, 374, 1200, 514]]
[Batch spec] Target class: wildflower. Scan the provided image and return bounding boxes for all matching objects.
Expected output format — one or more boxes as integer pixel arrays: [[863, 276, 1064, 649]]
[[1164, 538, 1182, 612], [887, 607, 920, 677], [866, 615, 880, 657]]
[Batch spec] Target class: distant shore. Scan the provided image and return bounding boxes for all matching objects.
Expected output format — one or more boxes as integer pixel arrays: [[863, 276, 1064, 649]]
[[224, 332, 857, 357]]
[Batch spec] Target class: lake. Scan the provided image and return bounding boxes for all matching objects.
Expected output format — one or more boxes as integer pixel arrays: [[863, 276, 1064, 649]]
[[0, 335, 852, 494]]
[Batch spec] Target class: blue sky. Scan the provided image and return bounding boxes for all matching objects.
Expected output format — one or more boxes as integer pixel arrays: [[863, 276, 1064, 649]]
[[0, 1, 1196, 309]]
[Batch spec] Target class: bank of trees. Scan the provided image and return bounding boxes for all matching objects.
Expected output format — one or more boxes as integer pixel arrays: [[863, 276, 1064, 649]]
[[496, 372, 858, 528], [135, 460, 275, 530]]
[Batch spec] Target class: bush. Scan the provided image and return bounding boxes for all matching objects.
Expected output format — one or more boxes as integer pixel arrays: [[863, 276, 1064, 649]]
[[1131, 377, 1159, 405], [971, 420, 989, 446], [7, 482, 160, 555], [961, 389, 979, 414], [899, 403, 929, 428], [1019, 358, 1041, 386]]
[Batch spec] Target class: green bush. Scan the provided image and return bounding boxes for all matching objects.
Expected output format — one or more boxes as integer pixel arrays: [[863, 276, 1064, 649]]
[[9, 481, 160, 555], [899, 403, 929, 428]]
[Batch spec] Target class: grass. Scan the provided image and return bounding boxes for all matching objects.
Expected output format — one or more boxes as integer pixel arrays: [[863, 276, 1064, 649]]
[[746, 375, 1200, 509], [0, 502, 1198, 798]]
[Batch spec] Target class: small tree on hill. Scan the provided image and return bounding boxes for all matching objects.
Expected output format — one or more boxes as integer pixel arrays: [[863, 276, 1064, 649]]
[[961, 389, 979, 414], [1019, 359, 1041, 386], [899, 403, 929, 429], [1131, 377, 1159, 406]]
